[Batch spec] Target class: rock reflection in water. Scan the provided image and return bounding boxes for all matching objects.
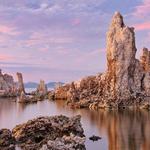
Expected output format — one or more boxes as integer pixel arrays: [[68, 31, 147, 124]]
[[79, 109, 150, 150], [0, 99, 150, 150], [55, 101, 150, 150]]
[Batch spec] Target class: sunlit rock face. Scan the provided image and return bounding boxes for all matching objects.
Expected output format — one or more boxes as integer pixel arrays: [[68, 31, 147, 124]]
[[105, 12, 143, 100], [54, 84, 70, 100], [0, 69, 17, 97], [54, 12, 150, 109]]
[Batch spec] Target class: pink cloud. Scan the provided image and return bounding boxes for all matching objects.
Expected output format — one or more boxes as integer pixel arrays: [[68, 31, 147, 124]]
[[71, 18, 81, 26], [39, 48, 49, 52], [0, 25, 19, 36], [0, 54, 13, 61], [25, 31, 74, 47], [133, 0, 150, 17], [134, 22, 150, 31]]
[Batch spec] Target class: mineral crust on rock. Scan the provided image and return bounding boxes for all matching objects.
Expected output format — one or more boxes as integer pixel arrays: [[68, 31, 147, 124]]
[[0, 129, 15, 150], [16, 72, 25, 94], [36, 80, 48, 95], [53, 12, 150, 109], [0, 69, 17, 97], [12, 115, 85, 150], [18, 79, 49, 103]]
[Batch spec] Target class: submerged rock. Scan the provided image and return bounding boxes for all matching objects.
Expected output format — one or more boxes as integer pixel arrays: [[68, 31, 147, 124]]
[[53, 12, 150, 109], [89, 135, 101, 142], [12, 115, 85, 150]]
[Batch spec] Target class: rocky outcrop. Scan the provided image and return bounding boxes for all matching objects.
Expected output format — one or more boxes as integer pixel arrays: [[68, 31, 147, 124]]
[[0, 69, 17, 97], [54, 84, 70, 100], [106, 12, 141, 100], [16, 72, 25, 94], [11, 115, 85, 150], [53, 12, 150, 109], [0, 129, 15, 150], [18, 91, 37, 103], [140, 47, 150, 72], [18, 80, 48, 103], [36, 80, 48, 95]]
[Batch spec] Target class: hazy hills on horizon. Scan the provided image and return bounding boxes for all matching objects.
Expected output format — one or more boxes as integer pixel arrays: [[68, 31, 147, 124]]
[[24, 82, 64, 88]]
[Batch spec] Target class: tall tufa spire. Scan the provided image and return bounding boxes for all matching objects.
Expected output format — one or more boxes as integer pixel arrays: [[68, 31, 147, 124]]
[[110, 11, 125, 28]]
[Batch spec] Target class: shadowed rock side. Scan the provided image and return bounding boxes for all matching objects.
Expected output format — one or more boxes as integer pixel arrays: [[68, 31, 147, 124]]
[[53, 12, 150, 109], [0, 69, 17, 97], [16, 72, 25, 94], [0, 115, 85, 150]]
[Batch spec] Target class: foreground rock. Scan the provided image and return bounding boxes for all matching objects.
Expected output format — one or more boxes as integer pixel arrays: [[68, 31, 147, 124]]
[[12, 115, 85, 150], [53, 12, 150, 110], [0, 129, 15, 150]]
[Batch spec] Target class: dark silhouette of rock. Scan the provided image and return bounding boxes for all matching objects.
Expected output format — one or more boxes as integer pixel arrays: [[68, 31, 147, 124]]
[[89, 135, 101, 141]]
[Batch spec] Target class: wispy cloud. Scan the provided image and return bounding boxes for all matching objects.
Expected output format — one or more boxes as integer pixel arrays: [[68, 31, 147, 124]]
[[0, 54, 13, 61], [132, 0, 150, 17], [134, 22, 150, 31], [0, 0, 149, 81], [0, 25, 16, 35]]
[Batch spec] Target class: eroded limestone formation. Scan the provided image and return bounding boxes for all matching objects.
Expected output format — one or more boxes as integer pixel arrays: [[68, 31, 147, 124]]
[[0, 69, 17, 97], [54, 12, 150, 109], [140, 47, 150, 72], [18, 80, 48, 103], [16, 72, 25, 94], [37, 80, 48, 95], [12, 115, 85, 150], [0, 129, 15, 149]]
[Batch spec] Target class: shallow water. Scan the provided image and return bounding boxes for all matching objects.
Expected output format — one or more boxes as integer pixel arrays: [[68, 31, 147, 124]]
[[0, 98, 150, 150]]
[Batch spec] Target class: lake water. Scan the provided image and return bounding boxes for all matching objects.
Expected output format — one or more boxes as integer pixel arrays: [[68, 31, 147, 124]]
[[0, 97, 150, 150]]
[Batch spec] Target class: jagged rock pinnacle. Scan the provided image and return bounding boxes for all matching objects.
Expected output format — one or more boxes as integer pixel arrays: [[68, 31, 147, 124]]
[[110, 11, 124, 28], [53, 12, 150, 109]]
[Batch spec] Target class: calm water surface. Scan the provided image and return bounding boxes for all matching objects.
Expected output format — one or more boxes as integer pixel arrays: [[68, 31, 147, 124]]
[[0, 97, 150, 150]]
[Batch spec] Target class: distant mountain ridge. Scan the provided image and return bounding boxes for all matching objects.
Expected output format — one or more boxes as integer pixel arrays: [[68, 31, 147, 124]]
[[24, 82, 64, 88]]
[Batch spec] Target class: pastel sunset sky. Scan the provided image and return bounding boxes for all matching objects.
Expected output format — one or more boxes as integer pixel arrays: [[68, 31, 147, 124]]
[[0, 0, 150, 82]]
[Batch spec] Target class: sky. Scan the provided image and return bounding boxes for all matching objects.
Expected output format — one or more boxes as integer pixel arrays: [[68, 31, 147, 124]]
[[0, 0, 150, 82]]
